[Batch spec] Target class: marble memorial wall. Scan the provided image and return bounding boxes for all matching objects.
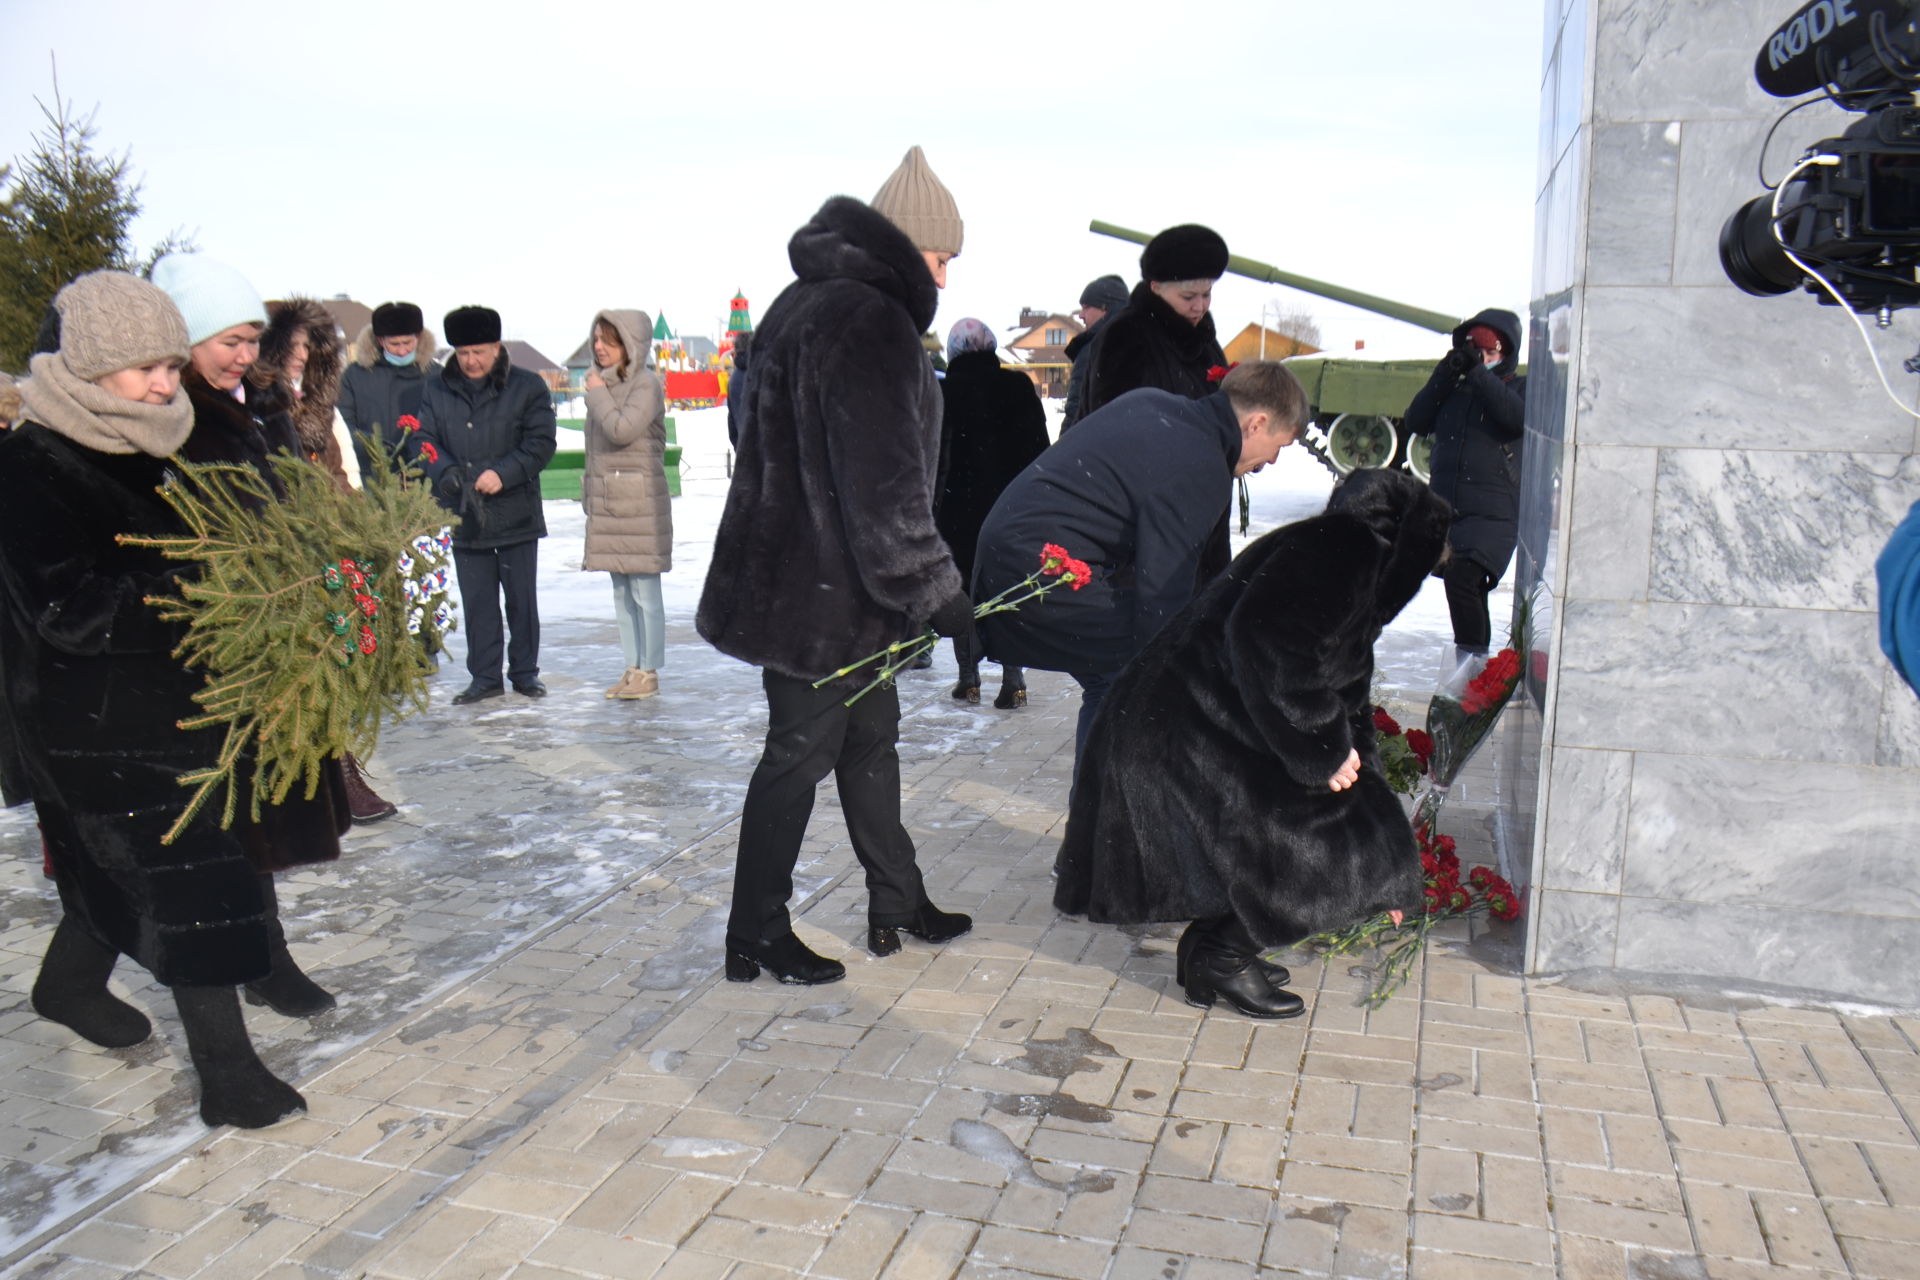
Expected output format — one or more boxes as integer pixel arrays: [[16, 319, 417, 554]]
[[1511, 0, 1920, 1005]]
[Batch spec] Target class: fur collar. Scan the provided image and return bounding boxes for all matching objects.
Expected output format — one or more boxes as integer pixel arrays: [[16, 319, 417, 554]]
[[351, 323, 438, 371], [788, 196, 940, 334], [1126, 279, 1220, 361], [252, 297, 342, 452]]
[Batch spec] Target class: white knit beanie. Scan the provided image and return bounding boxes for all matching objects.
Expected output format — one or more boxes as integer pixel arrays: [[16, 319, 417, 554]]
[[151, 253, 267, 346]]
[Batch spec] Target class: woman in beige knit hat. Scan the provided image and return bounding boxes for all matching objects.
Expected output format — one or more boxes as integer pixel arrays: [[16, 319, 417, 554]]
[[0, 271, 308, 1128]]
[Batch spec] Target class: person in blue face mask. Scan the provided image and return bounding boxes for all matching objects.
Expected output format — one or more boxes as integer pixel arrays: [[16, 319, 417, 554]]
[[337, 301, 435, 478]]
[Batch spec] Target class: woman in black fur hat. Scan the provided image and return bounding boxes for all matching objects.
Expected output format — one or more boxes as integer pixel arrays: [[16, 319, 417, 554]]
[[1055, 468, 1452, 1019], [1078, 223, 1231, 416]]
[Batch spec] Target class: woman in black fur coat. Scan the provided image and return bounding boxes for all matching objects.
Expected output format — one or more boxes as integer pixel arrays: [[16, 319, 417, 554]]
[[1054, 468, 1452, 1019], [1078, 223, 1230, 416], [3, 271, 308, 1127], [156, 254, 350, 1018], [936, 318, 1048, 708]]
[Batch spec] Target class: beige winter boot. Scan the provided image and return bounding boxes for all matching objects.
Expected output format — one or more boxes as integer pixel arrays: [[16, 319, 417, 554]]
[[605, 668, 643, 699], [616, 669, 660, 700]]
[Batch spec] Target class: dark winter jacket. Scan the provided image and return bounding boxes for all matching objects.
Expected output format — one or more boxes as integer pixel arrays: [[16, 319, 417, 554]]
[[1403, 307, 1526, 580], [337, 324, 436, 476], [0, 423, 274, 985], [973, 388, 1242, 675], [936, 350, 1049, 582], [697, 196, 964, 682], [1077, 280, 1225, 418], [417, 350, 558, 550], [1055, 468, 1453, 948], [181, 372, 350, 874], [1061, 310, 1115, 431]]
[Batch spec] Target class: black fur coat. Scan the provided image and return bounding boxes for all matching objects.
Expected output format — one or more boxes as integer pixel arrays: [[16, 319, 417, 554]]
[[182, 372, 349, 872], [1077, 280, 1226, 418], [1054, 469, 1453, 948], [0, 424, 273, 985], [936, 350, 1048, 582], [698, 196, 963, 681]]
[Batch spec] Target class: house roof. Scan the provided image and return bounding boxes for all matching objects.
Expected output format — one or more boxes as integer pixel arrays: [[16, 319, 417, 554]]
[[504, 340, 563, 373], [316, 297, 373, 341], [1006, 312, 1082, 349], [1221, 322, 1322, 363]]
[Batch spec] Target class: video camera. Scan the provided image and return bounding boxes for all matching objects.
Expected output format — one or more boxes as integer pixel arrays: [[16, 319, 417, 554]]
[[1719, 0, 1920, 315]]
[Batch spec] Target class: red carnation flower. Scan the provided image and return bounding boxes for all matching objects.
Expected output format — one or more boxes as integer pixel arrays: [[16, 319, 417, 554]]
[[418, 441, 440, 464], [1372, 707, 1401, 736], [398, 414, 421, 433], [1488, 890, 1521, 921], [357, 625, 377, 656], [1206, 365, 1229, 383], [1063, 558, 1092, 590], [1039, 543, 1071, 574], [355, 593, 378, 618]]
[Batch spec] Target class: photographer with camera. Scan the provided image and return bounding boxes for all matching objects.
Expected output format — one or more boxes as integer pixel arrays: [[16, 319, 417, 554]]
[[1403, 308, 1525, 656]]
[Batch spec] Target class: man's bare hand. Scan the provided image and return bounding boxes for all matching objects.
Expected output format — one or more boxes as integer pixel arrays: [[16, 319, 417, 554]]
[[1328, 749, 1361, 792], [474, 468, 503, 495]]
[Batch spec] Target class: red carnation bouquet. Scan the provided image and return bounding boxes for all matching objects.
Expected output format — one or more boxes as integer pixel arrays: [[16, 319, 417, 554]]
[[1307, 824, 1522, 1007], [814, 543, 1091, 705], [1412, 642, 1525, 838]]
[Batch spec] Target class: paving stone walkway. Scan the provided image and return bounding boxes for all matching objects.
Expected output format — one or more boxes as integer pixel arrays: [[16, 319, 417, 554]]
[[3, 494, 1918, 1278]]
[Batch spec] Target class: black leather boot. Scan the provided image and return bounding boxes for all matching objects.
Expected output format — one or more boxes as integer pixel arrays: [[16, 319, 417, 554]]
[[244, 877, 336, 1017], [1181, 920, 1305, 1019], [175, 985, 306, 1129], [1175, 921, 1290, 989], [31, 917, 152, 1048], [869, 902, 973, 956], [725, 933, 845, 985]]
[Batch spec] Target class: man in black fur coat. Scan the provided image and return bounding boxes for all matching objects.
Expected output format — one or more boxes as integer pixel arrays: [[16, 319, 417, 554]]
[[697, 147, 975, 986], [972, 361, 1307, 781], [1055, 469, 1453, 1019]]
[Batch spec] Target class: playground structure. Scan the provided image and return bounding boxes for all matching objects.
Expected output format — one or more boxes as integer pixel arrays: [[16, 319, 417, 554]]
[[1090, 221, 1516, 479]]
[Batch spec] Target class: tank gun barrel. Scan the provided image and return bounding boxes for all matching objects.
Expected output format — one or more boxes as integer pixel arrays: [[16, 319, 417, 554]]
[[1090, 221, 1459, 335]]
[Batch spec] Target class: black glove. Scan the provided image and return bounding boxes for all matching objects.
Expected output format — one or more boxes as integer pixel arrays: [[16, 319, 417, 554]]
[[927, 590, 974, 638]]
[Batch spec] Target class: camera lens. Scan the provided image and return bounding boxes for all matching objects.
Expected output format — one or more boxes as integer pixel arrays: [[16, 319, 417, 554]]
[[1719, 195, 1803, 296]]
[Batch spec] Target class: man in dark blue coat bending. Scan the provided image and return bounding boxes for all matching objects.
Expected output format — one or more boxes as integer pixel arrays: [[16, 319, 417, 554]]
[[972, 360, 1307, 777]]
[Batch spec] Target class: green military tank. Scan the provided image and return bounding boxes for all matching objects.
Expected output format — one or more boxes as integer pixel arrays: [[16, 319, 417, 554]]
[[1091, 221, 1516, 480]]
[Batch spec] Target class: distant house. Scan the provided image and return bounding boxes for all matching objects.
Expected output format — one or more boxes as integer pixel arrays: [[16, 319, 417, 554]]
[[1222, 323, 1321, 364], [1004, 307, 1083, 398], [315, 296, 374, 354], [503, 340, 567, 392]]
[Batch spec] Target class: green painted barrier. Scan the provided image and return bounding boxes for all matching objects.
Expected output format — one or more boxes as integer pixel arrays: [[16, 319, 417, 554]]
[[545, 416, 682, 500]]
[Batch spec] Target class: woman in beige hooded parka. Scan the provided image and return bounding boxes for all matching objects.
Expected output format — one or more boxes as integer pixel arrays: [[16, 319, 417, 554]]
[[583, 308, 671, 697]]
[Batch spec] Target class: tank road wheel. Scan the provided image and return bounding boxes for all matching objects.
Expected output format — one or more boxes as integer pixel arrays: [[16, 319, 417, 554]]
[[1325, 413, 1399, 474], [1300, 419, 1343, 477], [1407, 432, 1433, 483]]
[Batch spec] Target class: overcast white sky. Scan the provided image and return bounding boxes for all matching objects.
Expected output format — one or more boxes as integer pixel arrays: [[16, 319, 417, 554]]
[[3, 1, 1546, 365]]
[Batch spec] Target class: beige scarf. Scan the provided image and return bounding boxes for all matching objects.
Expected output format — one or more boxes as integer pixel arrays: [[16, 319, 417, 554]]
[[18, 351, 193, 457]]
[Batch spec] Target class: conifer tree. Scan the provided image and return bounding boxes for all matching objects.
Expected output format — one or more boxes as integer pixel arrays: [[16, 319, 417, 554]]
[[0, 66, 187, 371]]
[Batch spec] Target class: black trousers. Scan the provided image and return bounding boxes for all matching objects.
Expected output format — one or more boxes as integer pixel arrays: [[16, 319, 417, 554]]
[[728, 670, 928, 944], [951, 624, 1024, 691], [1443, 557, 1496, 651], [453, 540, 540, 687]]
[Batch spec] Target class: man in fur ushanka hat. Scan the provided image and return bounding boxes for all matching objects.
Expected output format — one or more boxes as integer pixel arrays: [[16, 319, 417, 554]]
[[697, 146, 977, 986]]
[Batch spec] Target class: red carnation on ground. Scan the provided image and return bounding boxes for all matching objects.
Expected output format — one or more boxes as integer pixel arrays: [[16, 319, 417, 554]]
[[398, 414, 421, 433], [1373, 706, 1401, 736]]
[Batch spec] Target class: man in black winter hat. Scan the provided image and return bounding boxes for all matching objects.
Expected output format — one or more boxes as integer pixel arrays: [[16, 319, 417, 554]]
[[338, 301, 437, 476], [416, 305, 557, 704], [1062, 273, 1129, 430]]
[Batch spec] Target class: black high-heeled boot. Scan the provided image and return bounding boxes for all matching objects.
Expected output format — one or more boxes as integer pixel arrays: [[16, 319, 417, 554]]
[[724, 933, 846, 985], [175, 985, 306, 1129], [868, 902, 973, 956], [1180, 920, 1305, 1019], [244, 876, 335, 1017], [1175, 921, 1290, 989], [31, 917, 152, 1048]]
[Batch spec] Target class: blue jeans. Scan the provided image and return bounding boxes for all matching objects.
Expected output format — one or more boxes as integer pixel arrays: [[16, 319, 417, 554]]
[[609, 572, 666, 669]]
